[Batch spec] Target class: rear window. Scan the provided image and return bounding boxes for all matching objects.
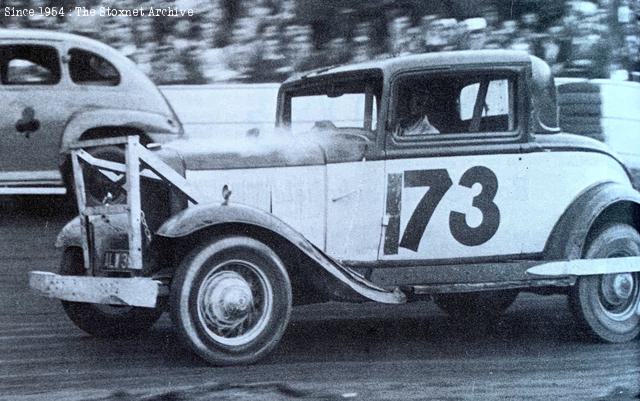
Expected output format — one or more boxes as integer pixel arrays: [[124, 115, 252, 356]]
[[0, 45, 61, 85], [68, 49, 120, 86]]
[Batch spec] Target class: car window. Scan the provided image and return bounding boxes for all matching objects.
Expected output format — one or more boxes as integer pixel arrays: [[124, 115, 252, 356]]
[[68, 49, 120, 86], [290, 93, 377, 132], [281, 77, 382, 136], [394, 73, 516, 137], [0, 45, 61, 85]]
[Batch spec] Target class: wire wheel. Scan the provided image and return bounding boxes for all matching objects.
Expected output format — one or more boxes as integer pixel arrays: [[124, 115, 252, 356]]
[[196, 260, 273, 347], [171, 236, 292, 365]]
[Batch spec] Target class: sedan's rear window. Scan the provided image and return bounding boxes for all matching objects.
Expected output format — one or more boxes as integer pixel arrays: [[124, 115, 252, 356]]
[[68, 49, 120, 86], [0, 45, 61, 85]]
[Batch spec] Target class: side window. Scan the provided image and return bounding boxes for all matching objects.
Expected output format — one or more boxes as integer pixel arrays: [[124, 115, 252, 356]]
[[290, 93, 375, 131], [68, 49, 120, 86], [393, 73, 516, 137], [0, 45, 61, 85]]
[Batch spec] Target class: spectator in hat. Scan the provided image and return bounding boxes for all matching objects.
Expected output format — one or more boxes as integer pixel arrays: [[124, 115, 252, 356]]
[[424, 18, 458, 53], [460, 17, 487, 50]]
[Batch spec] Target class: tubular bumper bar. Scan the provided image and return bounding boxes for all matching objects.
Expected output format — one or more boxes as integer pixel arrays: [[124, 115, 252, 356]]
[[527, 256, 640, 316], [29, 271, 161, 308], [526, 256, 640, 277]]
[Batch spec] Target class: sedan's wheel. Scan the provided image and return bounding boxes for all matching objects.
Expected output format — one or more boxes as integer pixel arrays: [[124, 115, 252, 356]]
[[569, 224, 640, 343], [434, 289, 519, 321], [170, 236, 292, 365], [60, 248, 162, 338]]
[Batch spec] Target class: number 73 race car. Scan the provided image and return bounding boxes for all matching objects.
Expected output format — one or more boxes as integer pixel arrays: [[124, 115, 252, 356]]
[[30, 50, 640, 365]]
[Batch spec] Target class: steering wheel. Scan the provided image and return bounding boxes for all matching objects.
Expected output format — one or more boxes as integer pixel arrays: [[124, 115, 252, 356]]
[[332, 132, 371, 142], [311, 120, 337, 131]]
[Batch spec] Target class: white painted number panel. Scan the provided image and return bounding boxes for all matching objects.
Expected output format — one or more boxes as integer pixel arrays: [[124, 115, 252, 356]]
[[186, 150, 629, 264], [381, 151, 630, 261]]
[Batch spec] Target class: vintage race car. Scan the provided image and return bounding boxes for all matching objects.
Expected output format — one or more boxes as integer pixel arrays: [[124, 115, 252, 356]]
[[30, 50, 640, 365], [0, 29, 182, 195]]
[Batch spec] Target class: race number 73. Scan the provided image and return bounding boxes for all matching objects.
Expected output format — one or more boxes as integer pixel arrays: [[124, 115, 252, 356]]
[[383, 166, 500, 255]]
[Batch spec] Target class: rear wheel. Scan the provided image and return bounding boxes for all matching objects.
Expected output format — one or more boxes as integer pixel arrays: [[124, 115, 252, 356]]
[[569, 224, 640, 343], [60, 248, 162, 338], [434, 289, 519, 321], [170, 236, 292, 366]]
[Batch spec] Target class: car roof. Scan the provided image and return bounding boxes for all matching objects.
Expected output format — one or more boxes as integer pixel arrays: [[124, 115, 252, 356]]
[[286, 50, 532, 82], [0, 28, 133, 66], [0, 28, 96, 45]]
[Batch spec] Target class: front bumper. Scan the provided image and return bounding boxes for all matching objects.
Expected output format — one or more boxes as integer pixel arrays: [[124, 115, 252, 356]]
[[29, 271, 161, 308]]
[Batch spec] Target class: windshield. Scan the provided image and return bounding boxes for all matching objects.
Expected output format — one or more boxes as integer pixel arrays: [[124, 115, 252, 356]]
[[280, 77, 382, 134]]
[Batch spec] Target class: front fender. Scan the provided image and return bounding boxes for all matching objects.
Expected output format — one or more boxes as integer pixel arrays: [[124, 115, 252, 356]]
[[56, 217, 82, 249], [59, 108, 182, 160], [157, 202, 406, 304], [545, 181, 640, 260]]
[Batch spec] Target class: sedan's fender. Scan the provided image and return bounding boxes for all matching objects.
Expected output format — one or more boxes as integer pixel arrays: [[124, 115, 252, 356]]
[[59, 108, 182, 161], [56, 217, 82, 249], [157, 202, 406, 304], [544, 181, 640, 261]]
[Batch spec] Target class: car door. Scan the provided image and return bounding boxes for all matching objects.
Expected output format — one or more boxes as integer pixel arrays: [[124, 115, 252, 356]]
[[380, 68, 530, 262], [286, 78, 385, 262], [0, 42, 67, 183]]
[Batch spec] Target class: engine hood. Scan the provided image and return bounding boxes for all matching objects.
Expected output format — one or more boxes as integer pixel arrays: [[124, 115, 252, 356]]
[[159, 130, 371, 170]]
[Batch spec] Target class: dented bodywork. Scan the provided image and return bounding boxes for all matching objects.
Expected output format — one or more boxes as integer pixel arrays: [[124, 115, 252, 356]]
[[157, 202, 405, 304], [53, 136, 404, 305], [26, 50, 640, 366], [40, 50, 640, 309]]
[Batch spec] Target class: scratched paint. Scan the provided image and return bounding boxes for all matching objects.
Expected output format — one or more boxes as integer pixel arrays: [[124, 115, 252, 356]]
[[186, 165, 326, 249], [326, 161, 386, 261]]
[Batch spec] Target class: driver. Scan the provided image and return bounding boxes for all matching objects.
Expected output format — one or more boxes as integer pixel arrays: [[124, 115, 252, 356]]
[[400, 94, 440, 135]]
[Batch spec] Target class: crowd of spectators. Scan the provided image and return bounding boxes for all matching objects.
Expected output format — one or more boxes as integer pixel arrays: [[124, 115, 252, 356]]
[[1, 0, 638, 83]]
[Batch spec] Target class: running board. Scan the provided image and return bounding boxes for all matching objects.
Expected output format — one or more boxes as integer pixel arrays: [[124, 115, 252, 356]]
[[409, 278, 573, 295]]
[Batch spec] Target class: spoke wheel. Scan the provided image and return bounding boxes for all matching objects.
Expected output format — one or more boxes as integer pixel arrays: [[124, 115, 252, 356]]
[[569, 223, 640, 343], [170, 236, 292, 365], [196, 261, 273, 347]]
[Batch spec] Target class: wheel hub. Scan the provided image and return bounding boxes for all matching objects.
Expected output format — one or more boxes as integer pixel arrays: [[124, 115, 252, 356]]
[[601, 273, 634, 306], [202, 271, 254, 325], [196, 260, 273, 347]]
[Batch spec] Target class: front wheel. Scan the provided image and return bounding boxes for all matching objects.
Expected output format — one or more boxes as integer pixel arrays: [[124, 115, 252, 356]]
[[569, 223, 640, 343], [170, 236, 292, 366], [60, 248, 162, 337]]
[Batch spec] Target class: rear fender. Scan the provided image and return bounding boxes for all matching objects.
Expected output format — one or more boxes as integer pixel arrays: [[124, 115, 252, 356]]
[[157, 202, 406, 304], [544, 181, 640, 261], [59, 109, 182, 164], [56, 217, 82, 249]]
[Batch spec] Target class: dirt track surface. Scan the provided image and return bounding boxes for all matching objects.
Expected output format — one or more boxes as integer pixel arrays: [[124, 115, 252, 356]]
[[1, 198, 639, 401]]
